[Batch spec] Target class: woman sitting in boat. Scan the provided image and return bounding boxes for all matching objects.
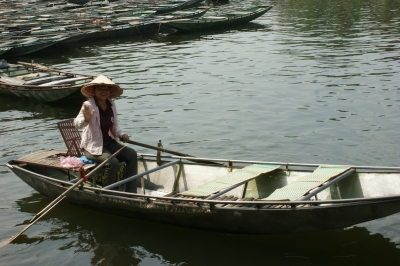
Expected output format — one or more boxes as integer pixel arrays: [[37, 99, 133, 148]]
[[74, 74, 138, 192]]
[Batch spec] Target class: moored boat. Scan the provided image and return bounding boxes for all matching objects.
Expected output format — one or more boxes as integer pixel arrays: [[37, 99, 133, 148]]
[[2, 35, 69, 57], [68, 6, 211, 40], [0, 61, 95, 102], [6, 130, 400, 234], [0, 0, 210, 54], [163, 5, 273, 32]]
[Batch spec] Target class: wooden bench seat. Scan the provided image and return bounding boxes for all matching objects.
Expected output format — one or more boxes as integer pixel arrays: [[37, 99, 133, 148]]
[[263, 165, 354, 201], [179, 164, 279, 198]]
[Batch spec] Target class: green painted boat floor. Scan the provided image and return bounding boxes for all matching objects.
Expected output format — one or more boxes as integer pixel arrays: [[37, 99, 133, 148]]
[[263, 165, 351, 201], [179, 164, 279, 198]]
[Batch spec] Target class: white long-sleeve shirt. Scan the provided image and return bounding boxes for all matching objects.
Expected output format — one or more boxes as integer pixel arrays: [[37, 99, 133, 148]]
[[74, 97, 123, 155]]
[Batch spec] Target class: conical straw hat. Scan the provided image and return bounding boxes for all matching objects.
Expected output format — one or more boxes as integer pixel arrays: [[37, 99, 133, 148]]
[[81, 74, 123, 98]]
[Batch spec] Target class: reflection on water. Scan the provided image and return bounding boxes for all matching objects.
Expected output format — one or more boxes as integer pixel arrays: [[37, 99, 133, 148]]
[[162, 22, 270, 44], [0, 95, 84, 165], [0, 93, 83, 117]]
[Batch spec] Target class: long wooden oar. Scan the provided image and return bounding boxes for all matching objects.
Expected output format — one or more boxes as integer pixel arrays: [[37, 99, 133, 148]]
[[0, 146, 125, 249], [122, 139, 221, 165], [17, 61, 96, 78]]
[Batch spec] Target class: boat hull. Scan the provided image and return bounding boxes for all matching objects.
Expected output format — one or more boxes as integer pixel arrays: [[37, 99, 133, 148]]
[[0, 62, 94, 102], [0, 85, 81, 102], [164, 6, 273, 32], [4, 41, 57, 57], [8, 163, 400, 234], [74, 21, 162, 41], [3, 36, 68, 57]]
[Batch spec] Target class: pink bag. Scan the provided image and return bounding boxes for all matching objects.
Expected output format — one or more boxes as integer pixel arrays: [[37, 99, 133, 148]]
[[60, 156, 84, 169]]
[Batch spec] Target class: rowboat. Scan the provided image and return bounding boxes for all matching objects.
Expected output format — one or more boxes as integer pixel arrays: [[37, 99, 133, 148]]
[[162, 5, 273, 32], [52, 7, 210, 41], [0, 62, 95, 102], [7, 134, 400, 234], [2, 35, 69, 57], [0, 1, 209, 54]]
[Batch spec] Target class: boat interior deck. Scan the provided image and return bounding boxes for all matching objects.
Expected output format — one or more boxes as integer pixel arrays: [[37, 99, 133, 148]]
[[13, 149, 95, 175], [12, 149, 400, 210], [263, 166, 354, 201], [178, 163, 279, 198], [0, 63, 91, 85], [14, 150, 68, 169]]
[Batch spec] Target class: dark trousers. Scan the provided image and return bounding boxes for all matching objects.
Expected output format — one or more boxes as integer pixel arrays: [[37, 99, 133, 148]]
[[84, 140, 138, 192]]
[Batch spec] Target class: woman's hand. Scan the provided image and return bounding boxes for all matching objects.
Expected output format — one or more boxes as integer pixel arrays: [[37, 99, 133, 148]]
[[83, 103, 95, 122], [121, 134, 130, 142]]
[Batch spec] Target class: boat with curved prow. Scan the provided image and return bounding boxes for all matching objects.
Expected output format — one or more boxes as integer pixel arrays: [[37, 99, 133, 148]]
[[0, 61, 95, 102], [7, 134, 400, 234], [162, 5, 273, 32]]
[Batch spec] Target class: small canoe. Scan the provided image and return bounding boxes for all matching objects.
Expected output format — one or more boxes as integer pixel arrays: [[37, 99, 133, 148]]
[[62, 6, 210, 41], [3, 35, 69, 57], [163, 5, 273, 32], [0, 62, 95, 102], [7, 143, 400, 234]]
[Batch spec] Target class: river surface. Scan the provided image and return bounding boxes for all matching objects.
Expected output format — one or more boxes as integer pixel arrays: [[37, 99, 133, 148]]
[[1, 0, 400, 264]]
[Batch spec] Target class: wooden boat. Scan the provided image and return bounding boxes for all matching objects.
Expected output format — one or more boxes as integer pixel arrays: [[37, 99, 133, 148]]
[[163, 5, 273, 32], [2, 35, 69, 56], [0, 62, 95, 102], [61, 6, 210, 41], [0, 0, 208, 52], [7, 129, 400, 234]]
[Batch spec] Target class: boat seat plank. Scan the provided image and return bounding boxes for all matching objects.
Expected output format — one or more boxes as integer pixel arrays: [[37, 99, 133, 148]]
[[38, 76, 89, 86], [226, 12, 251, 15], [0, 69, 31, 77], [203, 16, 227, 20], [263, 165, 352, 201], [0, 76, 25, 85], [179, 164, 279, 198], [23, 75, 68, 85], [13, 149, 95, 171]]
